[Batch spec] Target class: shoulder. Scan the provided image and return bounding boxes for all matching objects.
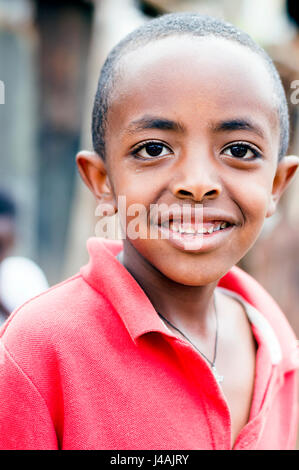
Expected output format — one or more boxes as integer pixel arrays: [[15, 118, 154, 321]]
[[0, 273, 115, 364]]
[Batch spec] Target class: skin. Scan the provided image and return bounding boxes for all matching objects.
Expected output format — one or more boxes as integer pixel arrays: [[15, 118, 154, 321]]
[[77, 36, 299, 445]]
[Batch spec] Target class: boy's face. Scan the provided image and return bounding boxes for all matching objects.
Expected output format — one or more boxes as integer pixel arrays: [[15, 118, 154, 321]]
[[78, 36, 298, 285]]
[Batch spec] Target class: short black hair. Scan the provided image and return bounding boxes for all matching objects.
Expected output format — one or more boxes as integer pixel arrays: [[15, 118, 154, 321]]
[[92, 12, 289, 162], [0, 191, 16, 218]]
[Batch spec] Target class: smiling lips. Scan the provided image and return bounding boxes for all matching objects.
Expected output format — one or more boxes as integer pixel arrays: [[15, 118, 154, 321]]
[[164, 220, 230, 235], [155, 206, 236, 236], [153, 207, 237, 252]]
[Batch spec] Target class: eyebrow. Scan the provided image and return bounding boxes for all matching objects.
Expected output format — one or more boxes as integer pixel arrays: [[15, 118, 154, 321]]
[[125, 115, 186, 134], [211, 118, 266, 139], [124, 115, 266, 139]]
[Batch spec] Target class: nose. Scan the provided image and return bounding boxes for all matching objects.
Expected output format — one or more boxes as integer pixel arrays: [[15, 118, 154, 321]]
[[169, 150, 222, 202]]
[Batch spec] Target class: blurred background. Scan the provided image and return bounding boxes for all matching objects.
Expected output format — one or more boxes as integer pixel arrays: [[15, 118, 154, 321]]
[[0, 0, 299, 340]]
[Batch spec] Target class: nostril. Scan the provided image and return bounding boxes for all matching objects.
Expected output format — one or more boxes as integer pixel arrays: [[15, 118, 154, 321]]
[[178, 190, 192, 196], [176, 188, 220, 200], [206, 190, 218, 196]]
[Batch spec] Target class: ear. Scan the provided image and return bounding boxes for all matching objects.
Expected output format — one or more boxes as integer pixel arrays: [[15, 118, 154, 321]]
[[266, 155, 299, 218], [76, 150, 117, 210]]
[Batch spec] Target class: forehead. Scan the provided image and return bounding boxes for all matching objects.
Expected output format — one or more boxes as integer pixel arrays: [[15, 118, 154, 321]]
[[107, 36, 279, 143]]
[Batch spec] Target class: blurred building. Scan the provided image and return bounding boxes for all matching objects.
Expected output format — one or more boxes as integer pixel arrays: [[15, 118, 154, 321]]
[[0, 0, 94, 284]]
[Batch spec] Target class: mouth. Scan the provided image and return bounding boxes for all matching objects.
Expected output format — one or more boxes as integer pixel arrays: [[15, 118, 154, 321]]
[[155, 219, 236, 253], [160, 220, 232, 235]]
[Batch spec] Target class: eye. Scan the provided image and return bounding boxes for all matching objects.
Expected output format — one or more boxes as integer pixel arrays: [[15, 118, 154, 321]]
[[222, 142, 262, 160], [131, 141, 172, 160]]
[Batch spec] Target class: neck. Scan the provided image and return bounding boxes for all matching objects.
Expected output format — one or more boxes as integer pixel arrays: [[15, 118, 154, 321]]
[[118, 241, 218, 336]]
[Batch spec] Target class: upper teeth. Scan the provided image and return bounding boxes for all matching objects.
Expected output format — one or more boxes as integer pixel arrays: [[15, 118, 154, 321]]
[[167, 221, 229, 234]]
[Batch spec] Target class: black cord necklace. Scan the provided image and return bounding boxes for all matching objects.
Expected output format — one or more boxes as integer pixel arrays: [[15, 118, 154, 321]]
[[157, 293, 224, 384]]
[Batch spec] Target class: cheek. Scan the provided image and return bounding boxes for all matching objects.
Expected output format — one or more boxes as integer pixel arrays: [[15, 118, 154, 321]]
[[229, 167, 273, 219], [113, 167, 158, 211], [243, 185, 269, 219], [113, 176, 154, 239], [232, 179, 272, 250]]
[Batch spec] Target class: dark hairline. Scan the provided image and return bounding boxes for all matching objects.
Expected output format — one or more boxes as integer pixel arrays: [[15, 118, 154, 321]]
[[92, 13, 289, 163]]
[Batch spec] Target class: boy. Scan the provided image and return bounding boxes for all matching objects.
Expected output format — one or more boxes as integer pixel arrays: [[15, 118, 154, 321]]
[[0, 13, 299, 450]]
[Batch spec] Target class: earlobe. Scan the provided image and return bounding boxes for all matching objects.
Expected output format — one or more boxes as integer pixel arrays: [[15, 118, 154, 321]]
[[265, 198, 276, 219], [76, 150, 100, 194], [76, 150, 116, 208], [266, 154, 299, 218]]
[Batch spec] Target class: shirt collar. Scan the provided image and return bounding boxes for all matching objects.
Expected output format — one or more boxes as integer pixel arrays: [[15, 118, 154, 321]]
[[80, 237, 297, 370], [80, 237, 174, 343]]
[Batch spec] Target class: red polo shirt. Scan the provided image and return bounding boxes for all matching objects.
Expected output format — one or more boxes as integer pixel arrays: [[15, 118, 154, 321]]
[[0, 237, 298, 450]]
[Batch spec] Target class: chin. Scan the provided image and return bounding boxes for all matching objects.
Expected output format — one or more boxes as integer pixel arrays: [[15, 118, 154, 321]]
[[157, 262, 230, 287]]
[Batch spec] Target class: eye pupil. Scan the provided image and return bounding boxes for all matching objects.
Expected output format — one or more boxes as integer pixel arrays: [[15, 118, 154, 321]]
[[145, 143, 163, 156], [230, 145, 247, 158]]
